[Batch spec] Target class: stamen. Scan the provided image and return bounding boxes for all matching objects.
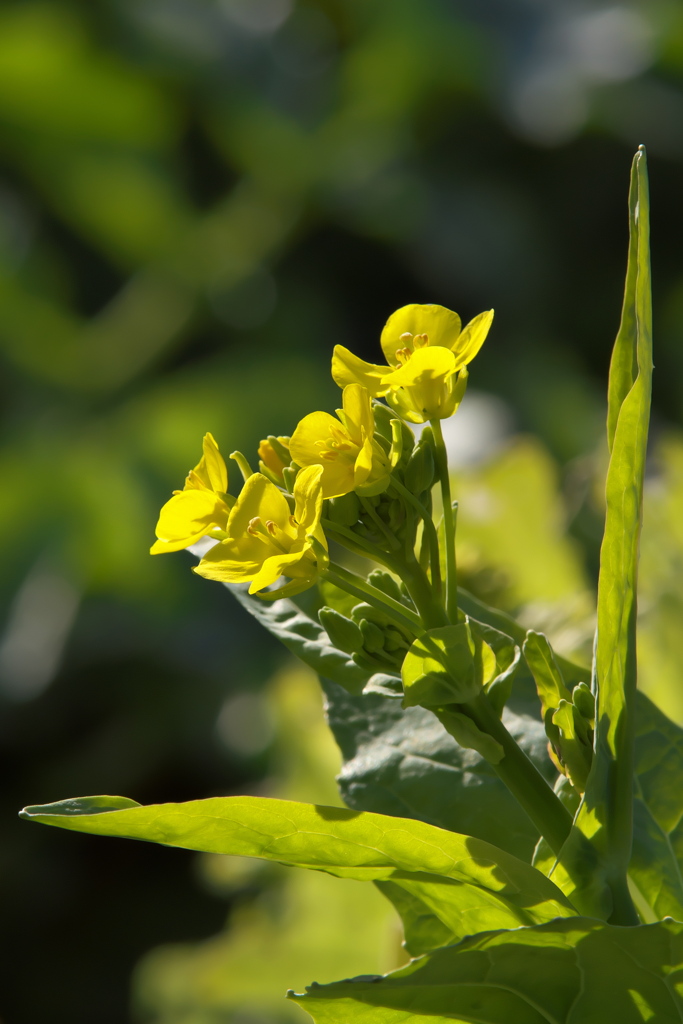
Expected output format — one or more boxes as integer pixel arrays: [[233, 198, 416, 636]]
[[266, 520, 278, 536], [395, 347, 412, 364], [413, 333, 429, 349], [247, 516, 262, 535], [322, 451, 339, 461]]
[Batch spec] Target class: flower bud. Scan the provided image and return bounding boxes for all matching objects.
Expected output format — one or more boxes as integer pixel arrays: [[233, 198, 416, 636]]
[[318, 607, 363, 654], [404, 437, 435, 494], [572, 682, 595, 724], [351, 602, 391, 627], [367, 569, 403, 603], [326, 492, 361, 527], [360, 618, 386, 653]]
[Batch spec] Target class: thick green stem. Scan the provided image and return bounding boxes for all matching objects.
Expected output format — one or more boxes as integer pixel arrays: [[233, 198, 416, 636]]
[[430, 419, 458, 622], [322, 564, 422, 634], [460, 692, 573, 857]]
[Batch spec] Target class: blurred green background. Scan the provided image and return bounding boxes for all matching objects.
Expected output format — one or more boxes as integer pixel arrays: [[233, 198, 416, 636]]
[[3, 0, 683, 1021]]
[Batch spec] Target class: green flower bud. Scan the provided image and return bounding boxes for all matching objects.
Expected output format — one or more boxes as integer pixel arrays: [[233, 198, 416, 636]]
[[326, 491, 361, 527], [360, 618, 386, 653], [318, 607, 363, 654], [367, 570, 403, 603], [404, 438, 435, 495], [372, 402, 395, 442], [572, 682, 596, 724], [282, 465, 298, 493], [351, 602, 391, 627]]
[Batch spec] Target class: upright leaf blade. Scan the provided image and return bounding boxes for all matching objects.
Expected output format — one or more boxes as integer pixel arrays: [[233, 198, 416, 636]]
[[561, 147, 653, 922]]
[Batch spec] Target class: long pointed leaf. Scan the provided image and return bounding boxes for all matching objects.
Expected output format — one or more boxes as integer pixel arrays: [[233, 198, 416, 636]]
[[20, 795, 576, 947], [555, 147, 653, 921]]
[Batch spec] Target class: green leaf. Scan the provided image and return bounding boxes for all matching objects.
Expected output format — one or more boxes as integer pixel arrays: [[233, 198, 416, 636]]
[[291, 918, 683, 1024], [226, 584, 400, 697], [566, 147, 653, 922], [523, 630, 573, 719], [323, 675, 556, 863], [21, 795, 576, 950], [551, 700, 592, 793], [401, 622, 489, 708], [630, 690, 683, 922]]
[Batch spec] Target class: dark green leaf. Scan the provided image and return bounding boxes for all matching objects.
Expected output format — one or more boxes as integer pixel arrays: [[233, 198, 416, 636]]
[[322, 673, 556, 863], [226, 583, 400, 697]]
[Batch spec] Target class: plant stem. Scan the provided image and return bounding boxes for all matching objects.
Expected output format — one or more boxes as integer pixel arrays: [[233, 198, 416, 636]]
[[459, 692, 573, 857], [321, 519, 400, 572], [360, 497, 401, 552], [395, 554, 449, 630], [322, 564, 422, 634], [430, 419, 458, 622], [389, 478, 442, 599]]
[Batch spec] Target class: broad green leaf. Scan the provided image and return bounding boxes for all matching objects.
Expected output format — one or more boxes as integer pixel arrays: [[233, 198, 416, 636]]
[[21, 795, 576, 948], [291, 917, 683, 1024], [566, 147, 653, 920], [323, 676, 556, 863], [226, 584, 401, 697]]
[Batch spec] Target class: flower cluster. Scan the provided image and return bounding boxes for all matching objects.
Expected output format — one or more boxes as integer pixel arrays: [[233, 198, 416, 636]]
[[152, 302, 492, 622]]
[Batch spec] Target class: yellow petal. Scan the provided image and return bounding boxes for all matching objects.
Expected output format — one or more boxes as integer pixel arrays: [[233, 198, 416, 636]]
[[290, 411, 340, 467], [353, 436, 374, 489], [227, 473, 291, 539], [381, 345, 457, 388], [290, 411, 359, 499], [186, 433, 228, 493], [248, 550, 312, 594], [380, 304, 461, 364], [152, 490, 229, 553], [194, 553, 261, 583], [293, 465, 324, 532], [341, 384, 374, 447], [453, 309, 493, 369], [331, 346, 388, 397]]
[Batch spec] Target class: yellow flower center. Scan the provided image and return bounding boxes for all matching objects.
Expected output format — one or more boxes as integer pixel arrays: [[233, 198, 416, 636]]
[[394, 332, 430, 365], [314, 424, 357, 463]]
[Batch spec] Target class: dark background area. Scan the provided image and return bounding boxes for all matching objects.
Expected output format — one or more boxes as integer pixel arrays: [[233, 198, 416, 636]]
[[2, 1, 683, 1020]]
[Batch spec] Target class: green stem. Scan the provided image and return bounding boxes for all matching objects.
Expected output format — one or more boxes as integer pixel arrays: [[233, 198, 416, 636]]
[[430, 419, 458, 622], [395, 554, 449, 630], [460, 692, 573, 857], [389, 479, 442, 599], [322, 564, 422, 634], [360, 497, 401, 552], [321, 519, 400, 572]]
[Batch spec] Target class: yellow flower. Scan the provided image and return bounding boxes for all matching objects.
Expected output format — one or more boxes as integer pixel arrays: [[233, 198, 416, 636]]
[[289, 383, 391, 499], [151, 433, 233, 554], [195, 465, 326, 598], [331, 303, 493, 423]]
